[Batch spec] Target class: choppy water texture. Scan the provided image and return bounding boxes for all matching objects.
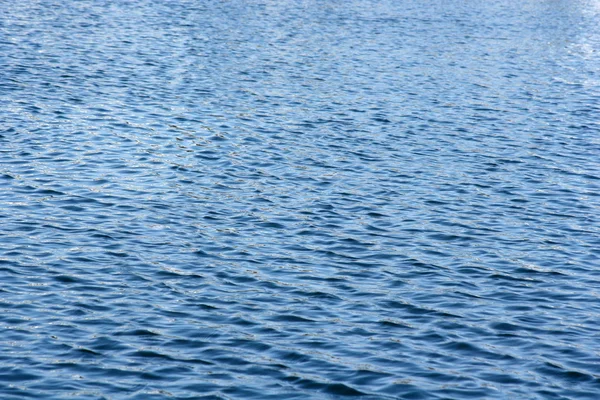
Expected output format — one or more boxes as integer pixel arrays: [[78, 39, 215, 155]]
[[1, 0, 600, 399]]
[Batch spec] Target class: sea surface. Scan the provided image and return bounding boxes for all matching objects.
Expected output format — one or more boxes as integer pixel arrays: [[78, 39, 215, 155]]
[[1, 0, 600, 399]]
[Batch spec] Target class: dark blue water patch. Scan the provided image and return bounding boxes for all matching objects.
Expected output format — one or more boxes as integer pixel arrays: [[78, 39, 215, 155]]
[[1, 0, 600, 398]]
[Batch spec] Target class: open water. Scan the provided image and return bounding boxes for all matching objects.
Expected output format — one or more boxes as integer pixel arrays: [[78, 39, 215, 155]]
[[1, 0, 600, 399]]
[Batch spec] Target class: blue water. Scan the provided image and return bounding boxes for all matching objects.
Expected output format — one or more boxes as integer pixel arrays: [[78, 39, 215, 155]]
[[1, 0, 600, 398]]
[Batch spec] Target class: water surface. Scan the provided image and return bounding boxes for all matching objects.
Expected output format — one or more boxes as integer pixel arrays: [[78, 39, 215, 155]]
[[1, 0, 600, 398]]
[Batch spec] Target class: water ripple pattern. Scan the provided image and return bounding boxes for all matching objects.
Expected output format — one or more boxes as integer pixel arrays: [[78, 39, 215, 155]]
[[1, 0, 600, 399]]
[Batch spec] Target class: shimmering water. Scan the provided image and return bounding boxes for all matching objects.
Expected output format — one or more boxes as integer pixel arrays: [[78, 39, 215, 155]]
[[1, 0, 600, 398]]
